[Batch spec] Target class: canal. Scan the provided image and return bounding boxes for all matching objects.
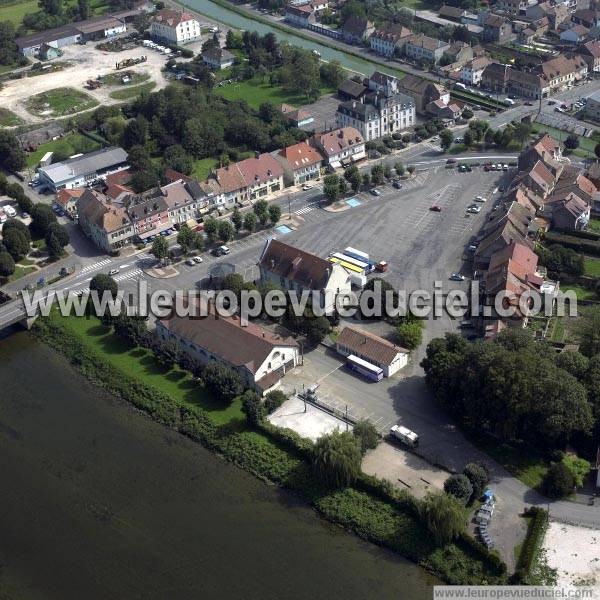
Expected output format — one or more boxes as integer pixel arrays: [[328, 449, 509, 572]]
[[0, 330, 437, 599], [182, 0, 396, 76]]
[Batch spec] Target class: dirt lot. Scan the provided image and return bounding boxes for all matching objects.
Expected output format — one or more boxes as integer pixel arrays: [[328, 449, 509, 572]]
[[0, 43, 173, 124], [362, 441, 447, 499], [543, 521, 600, 587]]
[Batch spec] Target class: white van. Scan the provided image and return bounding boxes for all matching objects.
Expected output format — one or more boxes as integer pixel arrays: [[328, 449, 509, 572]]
[[390, 425, 419, 448], [505, 98, 515, 105]]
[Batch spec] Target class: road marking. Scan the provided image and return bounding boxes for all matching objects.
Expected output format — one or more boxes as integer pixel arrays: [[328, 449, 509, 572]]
[[79, 258, 112, 274], [295, 201, 319, 215], [113, 268, 144, 282]]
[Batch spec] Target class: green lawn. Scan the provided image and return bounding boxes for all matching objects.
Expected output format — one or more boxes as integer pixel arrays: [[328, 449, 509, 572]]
[[215, 77, 333, 109], [0, 107, 24, 126], [8, 264, 37, 282], [101, 71, 151, 87], [560, 284, 597, 302], [468, 433, 548, 489], [531, 124, 597, 155], [25, 87, 98, 118], [588, 218, 600, 233], [584, 257, 600, 278], [109, 82, 156, 100], [26, 132, 102, 168], [550, 317, 565, 343], [0, 0, 37, 24], [59, 313, 244, 425], [192, 157, 218, 181]]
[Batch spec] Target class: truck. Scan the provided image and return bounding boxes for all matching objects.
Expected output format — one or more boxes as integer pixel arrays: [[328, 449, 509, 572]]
[[390, 425, 419, 448]]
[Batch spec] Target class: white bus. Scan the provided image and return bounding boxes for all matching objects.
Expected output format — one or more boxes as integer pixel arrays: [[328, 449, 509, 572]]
[[346, 354, 383, 381]]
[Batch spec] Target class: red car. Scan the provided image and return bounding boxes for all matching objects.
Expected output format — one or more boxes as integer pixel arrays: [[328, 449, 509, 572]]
[[446, 158, 457, 164], [430, 205, 442, 212]]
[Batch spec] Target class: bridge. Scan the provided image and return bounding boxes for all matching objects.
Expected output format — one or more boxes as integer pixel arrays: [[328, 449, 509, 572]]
[[0, 298, 38, 331]]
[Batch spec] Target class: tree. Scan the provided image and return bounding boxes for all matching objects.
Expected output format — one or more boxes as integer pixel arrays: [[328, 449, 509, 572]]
[[151, 236, 169, 261], [461, 108, 474, 120], [420, 491, 466, 545], [0, 131, 26, 171], [513, 122, 532, 148], [443, 474, 473, 504], [2, 218, 30, 243], [395, 161, 405, 176], [193, 232, 204, 252], [0, 252, 15, 277], [595, 143, 600, 159], [556, 351, 589, 379], [407, 165, 415, 175], [323, 174, 340, 202], [562, 454, 590, 488], [39, 0, 63, 15], [162, 144, 193, 175], [46, 233, 63, 260], [231, 206, 243, 233], [123, 117, 148, 149], [203, 217, 219, 244], [371, 164, 385, 185], [90, 273, 118, 299], [45, 222, 69, 248], [253, 199, 269, 225], [352, 419, 379, 454], [268, 204, 281, 225], [244, 212, 257, 232], [202, 362, 244, 403], [440, 128, 454, 151], [176, 224, 194, 254], [264, 389, 287, 414], [305, 315, 330, 345], [3, 228, 29, 261], [344, 165, 361, 192], [152, 339, 180, 370], [542, 462, 575, 499], [319, 59, 344, 88], [575, 305, 600, 357], [241, 389, 264, 426], [463, 129, 474, 147], [221, 272, 245, 296], [564, 133, 579, 151], [218, 220, 234, 242], [396, 321, 423, 350], [312, 430, 362, 489], [463, 463, 489, 499], [29, 204, 56, 238], [77, 0, 90, 20]]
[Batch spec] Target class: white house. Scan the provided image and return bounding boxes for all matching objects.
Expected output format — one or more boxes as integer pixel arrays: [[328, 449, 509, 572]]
[[150, 9, 201, 45], [461, 56, 491, 86], [155, 301, 300, 395], [336, 326, 409, 376], [310, 127, 366, 168], [275, 140, 323, 186], [259, 239, 351, 313]]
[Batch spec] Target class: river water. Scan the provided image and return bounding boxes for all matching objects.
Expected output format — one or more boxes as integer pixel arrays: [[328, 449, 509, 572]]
[[182, 0, 391, 76], [0, 330, 436, 599]]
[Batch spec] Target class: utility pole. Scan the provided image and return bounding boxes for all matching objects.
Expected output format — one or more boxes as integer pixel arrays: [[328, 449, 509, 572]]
[[287, 193, 291, 219], [345, 404, 348, 431]]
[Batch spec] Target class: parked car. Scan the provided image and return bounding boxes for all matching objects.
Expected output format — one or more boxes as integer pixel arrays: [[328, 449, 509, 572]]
[[392, 180, 402, 189], [301, 184, 312, 191], [450, 272, 466, 281], [430, 204, 442, 212], [446, 158, 457, 164], [211, 245, 230, 257], [193, 256, 203, 264], [370, 188, 381, 196], [467, 205, 482, 214], [108, 268, 119, 276], [475, 196, 486, 203]]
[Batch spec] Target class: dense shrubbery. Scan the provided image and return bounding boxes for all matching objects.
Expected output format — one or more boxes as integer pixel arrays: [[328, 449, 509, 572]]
[[543, 231, 600, 258], [512, 507, 548, 584], [536, 243, 584, 276]]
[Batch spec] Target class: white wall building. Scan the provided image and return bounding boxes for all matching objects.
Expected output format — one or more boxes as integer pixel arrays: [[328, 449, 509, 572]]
[[150, 9, 201, 45]]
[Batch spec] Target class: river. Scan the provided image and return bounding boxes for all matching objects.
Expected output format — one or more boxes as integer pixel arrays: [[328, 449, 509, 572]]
[[181, 0, 390, 76], [0, 329, 436, 599]]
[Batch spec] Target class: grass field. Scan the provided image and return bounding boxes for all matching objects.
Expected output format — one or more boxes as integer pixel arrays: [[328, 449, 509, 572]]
[[109, 81, 156, 100], [215, 77, 333, 109], [0, 0, 37, 24], [584, 257, 600, 278], [26, 132, 101, 168], [560, 283, 597, 301], [8, 264, 37, 282], [59, 313, 244, 425], [25, 87, 99, 118], [531, 123, 597, 155], [588, 218, 600, 233], [192, 157, 218, 181], [101, 71, 151, 87], [0, 107, 24, 126]]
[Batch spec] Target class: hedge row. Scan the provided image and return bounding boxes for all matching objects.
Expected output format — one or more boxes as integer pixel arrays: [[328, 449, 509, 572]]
[[543, 231, 600, 258], [511, 506, 549, 584], [553, 228, 600, 242]]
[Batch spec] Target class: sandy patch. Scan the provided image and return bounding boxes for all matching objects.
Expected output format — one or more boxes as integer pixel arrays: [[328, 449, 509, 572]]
[[542, 521, 600, 587]]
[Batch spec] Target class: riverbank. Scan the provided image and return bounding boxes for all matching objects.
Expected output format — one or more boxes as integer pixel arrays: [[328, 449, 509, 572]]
[[0, 329, 438, 599], [31, 311, 507, 585]]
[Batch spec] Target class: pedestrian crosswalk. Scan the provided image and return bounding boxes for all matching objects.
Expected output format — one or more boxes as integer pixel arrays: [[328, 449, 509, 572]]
[[113, 268, 144, 282], [294, 201, 319, 216], [79, 258, 112, 274]]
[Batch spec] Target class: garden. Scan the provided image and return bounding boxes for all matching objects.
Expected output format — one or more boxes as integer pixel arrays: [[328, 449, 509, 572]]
[[25, 87, 99, 118]]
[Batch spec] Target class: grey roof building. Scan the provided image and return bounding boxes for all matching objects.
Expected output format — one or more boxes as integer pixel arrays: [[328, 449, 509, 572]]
[[37, 147, 129, 192]]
